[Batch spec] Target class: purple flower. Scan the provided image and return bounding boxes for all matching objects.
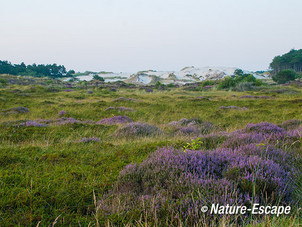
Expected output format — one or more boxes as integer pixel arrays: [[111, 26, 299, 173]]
[[78, 137, 101, 143], [96, 116, 133, 125], [239, 95, 254, 98], [58, 111, 67, 116], [19, 120, 47, 127], [115, 122, 162, 137]]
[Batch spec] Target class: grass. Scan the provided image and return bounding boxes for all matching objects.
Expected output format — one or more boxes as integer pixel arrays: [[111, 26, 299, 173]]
[[0, 76, 301, 226]]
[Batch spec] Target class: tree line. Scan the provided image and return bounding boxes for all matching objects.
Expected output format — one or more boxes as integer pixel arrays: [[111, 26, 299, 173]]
[[0, 60, 75, 78], [270, 49, 302, 75]]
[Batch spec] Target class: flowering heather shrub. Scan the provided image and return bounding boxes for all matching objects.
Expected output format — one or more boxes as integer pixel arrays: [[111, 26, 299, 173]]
[[35, 119, 54, 124], [58, 111, 66, 117], [239, 95, 254, 98], [113, 97, 139, 102], [224, 155, 292, 201], [2, 106, 30, 114], [168, 118, 203, 127], [174, 126, 200, 136], [96, 116, 133, 125], [198, 121, 215, 134], [245, 122, 286, 135], [243, 122, 292, 145], [168, 119, 214, 135], [234, 144, 295, 172], [19, 120, 47, 127], [87, 90, 93, 94], [288, 127, 302, 138], [221, 123, 294, 149], [64, 89, 74, 92], [99, 145, 294, 224], [145, 88, 153, 93], [197, 132, 229, 149], [114, 122, 161, 138], [77, 137, 101, 143], [278, 119, 302, 130], [221, 132, 266, 149], [54, 117, 93, 125]]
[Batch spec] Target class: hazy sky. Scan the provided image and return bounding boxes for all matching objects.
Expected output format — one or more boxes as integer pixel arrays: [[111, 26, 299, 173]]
[[1, 0, 301, 72]]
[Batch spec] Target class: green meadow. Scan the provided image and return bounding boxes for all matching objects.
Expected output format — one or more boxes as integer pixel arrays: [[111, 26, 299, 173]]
[[0, 76, 301, 226]]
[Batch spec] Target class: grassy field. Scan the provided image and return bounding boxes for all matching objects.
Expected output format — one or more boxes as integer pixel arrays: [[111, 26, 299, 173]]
[[0, 76, 301, 226]]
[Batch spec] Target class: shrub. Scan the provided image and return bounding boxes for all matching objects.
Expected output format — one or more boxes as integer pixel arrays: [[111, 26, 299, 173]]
[[218, 76, 236, 89], [96, 116, 133, 125], [58, 110, 67, 116], [98, 145, 294, 225], [114, 122, 161, 137], [93, 75, 105, 81], [273, 69, 297, 84], [278, 119, 302, 130], [168, 119, 214, 135], [19, 120, 47, 127], [77, 137, 101, 143], [2, 107, 30, 114]]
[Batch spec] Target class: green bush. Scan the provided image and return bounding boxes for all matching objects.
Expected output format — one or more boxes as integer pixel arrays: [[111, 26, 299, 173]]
[[93, 75, 105, 81], [272, 69, 297, 84], [218, 72, 263, 90], [218, 76, 236, 89]]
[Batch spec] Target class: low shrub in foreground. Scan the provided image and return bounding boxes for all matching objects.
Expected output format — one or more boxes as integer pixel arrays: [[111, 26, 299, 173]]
[[114, 122, 162, 138], [97, 145, 297, 225]]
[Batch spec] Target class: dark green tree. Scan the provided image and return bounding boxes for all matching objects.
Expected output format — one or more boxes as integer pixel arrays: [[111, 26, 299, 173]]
[[270, 49, 302, 75], [93, 75, 104, 81]]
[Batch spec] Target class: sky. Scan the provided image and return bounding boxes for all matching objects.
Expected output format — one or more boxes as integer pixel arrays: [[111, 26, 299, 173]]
[[1, 0, 302, 73]]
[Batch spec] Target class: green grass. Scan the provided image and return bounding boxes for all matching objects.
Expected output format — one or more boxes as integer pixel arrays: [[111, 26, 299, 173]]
[[0, 78, 301, 226]]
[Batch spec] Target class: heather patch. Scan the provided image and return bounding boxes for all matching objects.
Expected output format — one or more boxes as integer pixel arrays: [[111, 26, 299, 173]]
[[58, 110, 67, 117], [96, 116, 133, 125], [1, 106, 30, 114], [278, 119, 302, 130], [113, 97, 139, 102], [114, 122, 162, 138], [77, 137, 101, 143], [19, 120, 47, 127], [288, 127, 302, 138], [53, 117, 91, 125], [168, 118, 214, 135], [221, 122, 292, 148], [174, 126, 200, 136], [239, 95, 254, 98], [98, 145, 295, 225], [221, 132, 266, 149], [1, 77, 301, 226]]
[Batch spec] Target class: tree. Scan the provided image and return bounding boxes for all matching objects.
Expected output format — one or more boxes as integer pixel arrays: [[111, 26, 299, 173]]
[[93, 75, 104, 81], [234, 69, 244, 76], [272, 69, 297, 84], [270, 49, 302, 75], [0, 60, 74, 78]]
